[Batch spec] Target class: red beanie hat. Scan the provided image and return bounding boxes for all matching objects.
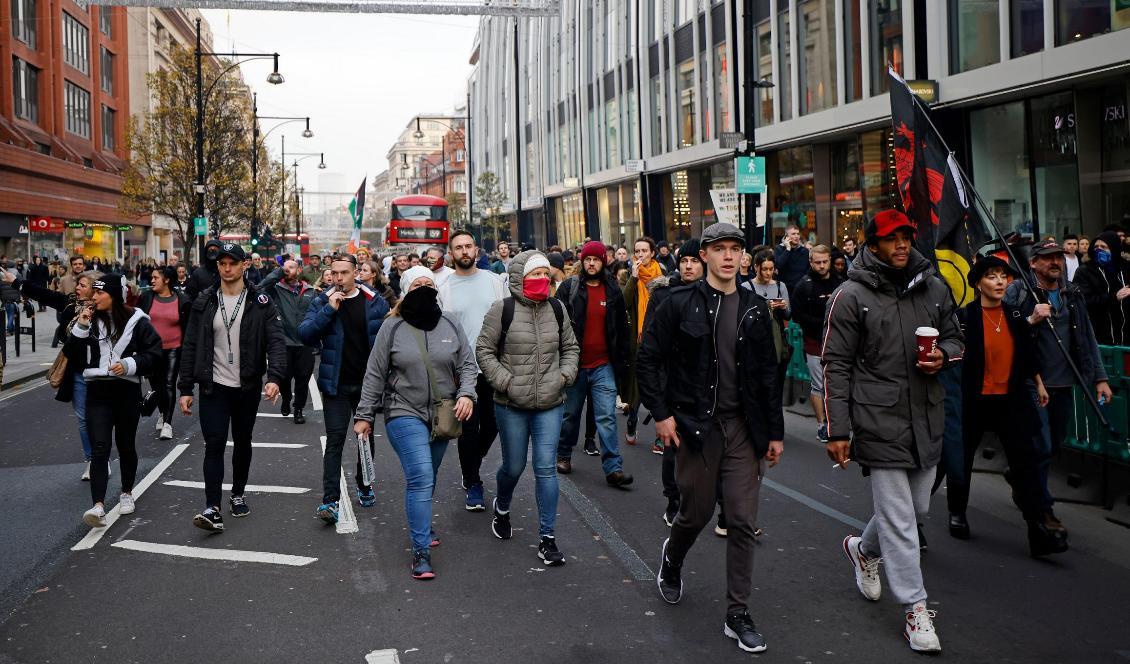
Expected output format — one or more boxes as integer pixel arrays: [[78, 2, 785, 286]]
[[580, 240, 607, 264]]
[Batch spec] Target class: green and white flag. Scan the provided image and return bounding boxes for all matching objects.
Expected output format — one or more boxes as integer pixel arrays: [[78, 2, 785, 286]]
[[347, 176, 366, 251]]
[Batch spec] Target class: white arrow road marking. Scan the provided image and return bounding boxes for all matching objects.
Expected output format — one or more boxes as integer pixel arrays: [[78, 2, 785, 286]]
[[321, 436, 358, 534], [72, 443, 189, 551], [365, 649, 400, 663], [111, 540, 317, 566], [226, 441, 307, 449], [162, 480, 310, 494]]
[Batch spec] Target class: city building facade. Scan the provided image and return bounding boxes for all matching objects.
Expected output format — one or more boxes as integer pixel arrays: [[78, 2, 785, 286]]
[[0, 0, 131, 262], [468, 0, 1130, 251]]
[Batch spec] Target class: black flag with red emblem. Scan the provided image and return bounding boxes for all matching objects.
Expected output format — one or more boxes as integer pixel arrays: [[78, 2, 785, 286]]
[[889, 67, 989, 305]]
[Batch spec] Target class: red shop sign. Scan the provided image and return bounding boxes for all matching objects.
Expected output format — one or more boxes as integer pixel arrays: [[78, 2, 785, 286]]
[[29, 217, 65, 234]]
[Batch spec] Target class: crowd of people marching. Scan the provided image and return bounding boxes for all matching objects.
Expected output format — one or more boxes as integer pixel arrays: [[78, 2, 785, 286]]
[[5, 208, 1125, 655]]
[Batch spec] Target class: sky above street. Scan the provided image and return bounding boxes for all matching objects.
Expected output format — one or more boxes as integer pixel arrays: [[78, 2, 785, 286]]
[[201, 8, 478, 198]]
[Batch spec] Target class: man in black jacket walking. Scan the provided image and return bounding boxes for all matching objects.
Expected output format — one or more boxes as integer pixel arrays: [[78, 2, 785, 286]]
[[638, 222, 783, 654], [178, 243, 287, 532], [260, 259, 317, 424], [790, 245, 843, 444], [554, 240, 633, 488]]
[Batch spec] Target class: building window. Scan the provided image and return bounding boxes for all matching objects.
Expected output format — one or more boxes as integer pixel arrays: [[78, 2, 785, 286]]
[[100, 46, 114, 93], [605, 3, 618, 71], [63, 12, 90, 74], [675, 0, 696, 26], [756, 21, 773, 126], [869, 0, 902, 95], [699, 48, 711, 140], [12, 57, 39, 124], [64, 81, 91, 138], [677, 58, 696, 147], [455, 149, 465, 163], [970, 102, 1032, 237], [832, 139, 864, 244], [1056, 0, 1130, 45], [799, 0, 837, 114], [99, 7, 112, 37], [773, 146, 816, 234], [777, 9, 792, 121], [712, 42, 730, 137], [1029, 92, 1080, 241], [950, 0, 1000, 73], [11, 0, 37, 48], [627, 91, 639, 159], [648, 0, 663, 42], [102, 105, 116, 150], [650, 74, 667, 154], [1011, 0, 1043, 56], [606, 98, 620, 167], [844, 0, 863, 102]]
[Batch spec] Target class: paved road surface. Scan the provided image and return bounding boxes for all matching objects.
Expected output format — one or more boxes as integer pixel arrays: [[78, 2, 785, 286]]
[[1, 377, 1128, 663]]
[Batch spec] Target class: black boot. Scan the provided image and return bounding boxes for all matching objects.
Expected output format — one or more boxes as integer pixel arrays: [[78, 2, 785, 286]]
[[948, 513, 970, 540], [1028, 520, 1069, 557], [293, 408, 305, 424]]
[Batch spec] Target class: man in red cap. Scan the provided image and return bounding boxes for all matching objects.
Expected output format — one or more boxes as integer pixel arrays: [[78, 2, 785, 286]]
[[553, 240, 634, 487], [822, 209, 963, 653]]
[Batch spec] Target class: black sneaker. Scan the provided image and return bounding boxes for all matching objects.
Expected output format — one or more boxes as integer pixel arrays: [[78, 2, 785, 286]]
[[281, 401, 291, 417], [538, 536, 566, 566], [229, 495, 250, 517], [663, 498, 679, 527], [583, 437, 599, 456], [193, 506, 224, 532], [724, 609, 767, 653], [411, 549, 435, 580], [656, 538, 682, 604], [293, 408, 305, 424], [491, 498, 512, 540]]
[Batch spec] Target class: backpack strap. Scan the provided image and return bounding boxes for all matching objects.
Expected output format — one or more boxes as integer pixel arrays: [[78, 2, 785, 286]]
[[495, 296, 564, 357]]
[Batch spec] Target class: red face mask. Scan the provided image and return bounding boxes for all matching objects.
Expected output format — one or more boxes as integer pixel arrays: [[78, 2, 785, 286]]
[[523, 277, 550, 301]]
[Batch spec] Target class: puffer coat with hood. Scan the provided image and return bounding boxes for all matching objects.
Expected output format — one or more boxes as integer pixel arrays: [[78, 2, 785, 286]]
[[476, 250, 581, 410], [821, 247, 964, 470], [1072, 230, 1130, 346]]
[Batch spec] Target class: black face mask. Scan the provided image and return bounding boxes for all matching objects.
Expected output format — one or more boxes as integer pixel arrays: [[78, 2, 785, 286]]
[[400, 286, 442, 331]]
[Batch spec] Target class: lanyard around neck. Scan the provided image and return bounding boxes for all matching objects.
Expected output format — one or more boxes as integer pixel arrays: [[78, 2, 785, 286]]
[[218, 288, 247, 365]]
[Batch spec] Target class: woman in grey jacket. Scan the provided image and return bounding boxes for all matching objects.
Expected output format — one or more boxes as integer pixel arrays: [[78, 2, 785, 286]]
[[475, 251, 580, 567], [354, 265, 477, 580]]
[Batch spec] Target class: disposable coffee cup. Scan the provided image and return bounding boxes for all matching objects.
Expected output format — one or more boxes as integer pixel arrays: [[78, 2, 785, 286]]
[[915, 326, 939, 364]]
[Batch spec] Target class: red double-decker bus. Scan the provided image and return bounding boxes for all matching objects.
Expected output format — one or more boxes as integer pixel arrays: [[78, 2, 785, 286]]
[[387, 194, 449, 246]]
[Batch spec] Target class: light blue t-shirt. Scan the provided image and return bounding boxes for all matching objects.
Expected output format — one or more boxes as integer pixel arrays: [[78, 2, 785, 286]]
[[438, 269, 508, 370]]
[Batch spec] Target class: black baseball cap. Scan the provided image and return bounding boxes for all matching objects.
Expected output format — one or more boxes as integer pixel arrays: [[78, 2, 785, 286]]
[[215, 242, 247, 261], [1030, 239, 1065, 257]]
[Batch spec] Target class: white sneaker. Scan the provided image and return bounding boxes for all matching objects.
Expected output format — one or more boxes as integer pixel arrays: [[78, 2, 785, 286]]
[[155, 414, 164, 432], [159, 423, 173, 440], [904, 604, 941, 652], [83, 504, 106, 528], [81, 461, 91, 481], [842, 535, 881, 601], [119, 493, 135, 515]]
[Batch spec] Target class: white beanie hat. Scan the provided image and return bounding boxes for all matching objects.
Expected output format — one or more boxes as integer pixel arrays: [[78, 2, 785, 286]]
[[522, 253, 551, 277], [399, 265, 435, 297]]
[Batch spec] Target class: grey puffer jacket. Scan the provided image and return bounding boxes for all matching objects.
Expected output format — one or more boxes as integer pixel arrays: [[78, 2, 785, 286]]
[[476, 250, 580, 410], [354, 313, 478, 430], [821, 247, 964, 470]]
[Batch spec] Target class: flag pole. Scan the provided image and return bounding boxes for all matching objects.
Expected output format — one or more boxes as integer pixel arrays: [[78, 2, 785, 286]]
[[890, 68, 1112, 430]]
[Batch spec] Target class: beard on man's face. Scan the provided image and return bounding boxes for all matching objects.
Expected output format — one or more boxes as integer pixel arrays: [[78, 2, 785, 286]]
[[454, 255, 475, 270]]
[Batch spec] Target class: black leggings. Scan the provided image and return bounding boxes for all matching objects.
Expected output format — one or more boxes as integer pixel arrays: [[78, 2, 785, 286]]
[[149, 347, 181, 422], [86, 380, 142, 505]]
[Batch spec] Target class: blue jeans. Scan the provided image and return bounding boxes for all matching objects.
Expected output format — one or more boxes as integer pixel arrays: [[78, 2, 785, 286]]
[[1032, 385, 1073, 511], [495, 403, 563, 537], [386, 416, 448, 552], [557, 364, 622, 475], [73, 373, 92, 461]]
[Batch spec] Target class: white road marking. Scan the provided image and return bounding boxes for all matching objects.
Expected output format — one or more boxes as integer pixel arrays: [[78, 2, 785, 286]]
[[309, 375, 323, 411], [256, 412, 290, 418], [162, 480, 310, 494], [226, 441, 307, 449], [72, 443, 189, 551], [365, 649, 400, 664], [0, 380, 46, 402], [111, 539, 317, 566], [321, 435, 358, 534]]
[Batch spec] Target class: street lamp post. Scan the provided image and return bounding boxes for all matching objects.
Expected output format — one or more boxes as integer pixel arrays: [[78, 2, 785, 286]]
[[289, 153, 325, 242], [252, 95, 312, 248], [194, 17, 283, 261]]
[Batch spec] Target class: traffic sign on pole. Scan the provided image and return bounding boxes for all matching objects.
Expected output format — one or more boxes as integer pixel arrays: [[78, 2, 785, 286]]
[[735, 156, 767, 194], [193, 216, 208, 236]]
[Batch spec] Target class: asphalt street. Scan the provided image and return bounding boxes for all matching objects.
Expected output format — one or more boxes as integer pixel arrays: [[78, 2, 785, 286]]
[[1, 376, 1129, 664]]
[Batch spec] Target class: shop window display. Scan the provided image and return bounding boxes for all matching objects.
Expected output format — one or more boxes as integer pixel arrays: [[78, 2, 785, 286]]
[[1029, 92, 1081, 241], [970, 102, 1034, 237]]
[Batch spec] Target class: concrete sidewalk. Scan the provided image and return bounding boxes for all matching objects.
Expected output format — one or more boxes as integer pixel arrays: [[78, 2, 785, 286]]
[[1, 306, 61, 390]]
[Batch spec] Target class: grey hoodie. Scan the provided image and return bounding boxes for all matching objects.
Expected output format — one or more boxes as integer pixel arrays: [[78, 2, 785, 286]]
[[354, 312, 478, 429]]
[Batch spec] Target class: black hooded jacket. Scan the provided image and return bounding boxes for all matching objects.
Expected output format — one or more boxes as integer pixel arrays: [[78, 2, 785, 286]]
[[554, 271, 631, 387], [1072, 231, 1130, 346]]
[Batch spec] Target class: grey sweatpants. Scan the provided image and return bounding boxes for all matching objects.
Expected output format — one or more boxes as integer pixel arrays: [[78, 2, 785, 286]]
[[860, 466, 936, 610]]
